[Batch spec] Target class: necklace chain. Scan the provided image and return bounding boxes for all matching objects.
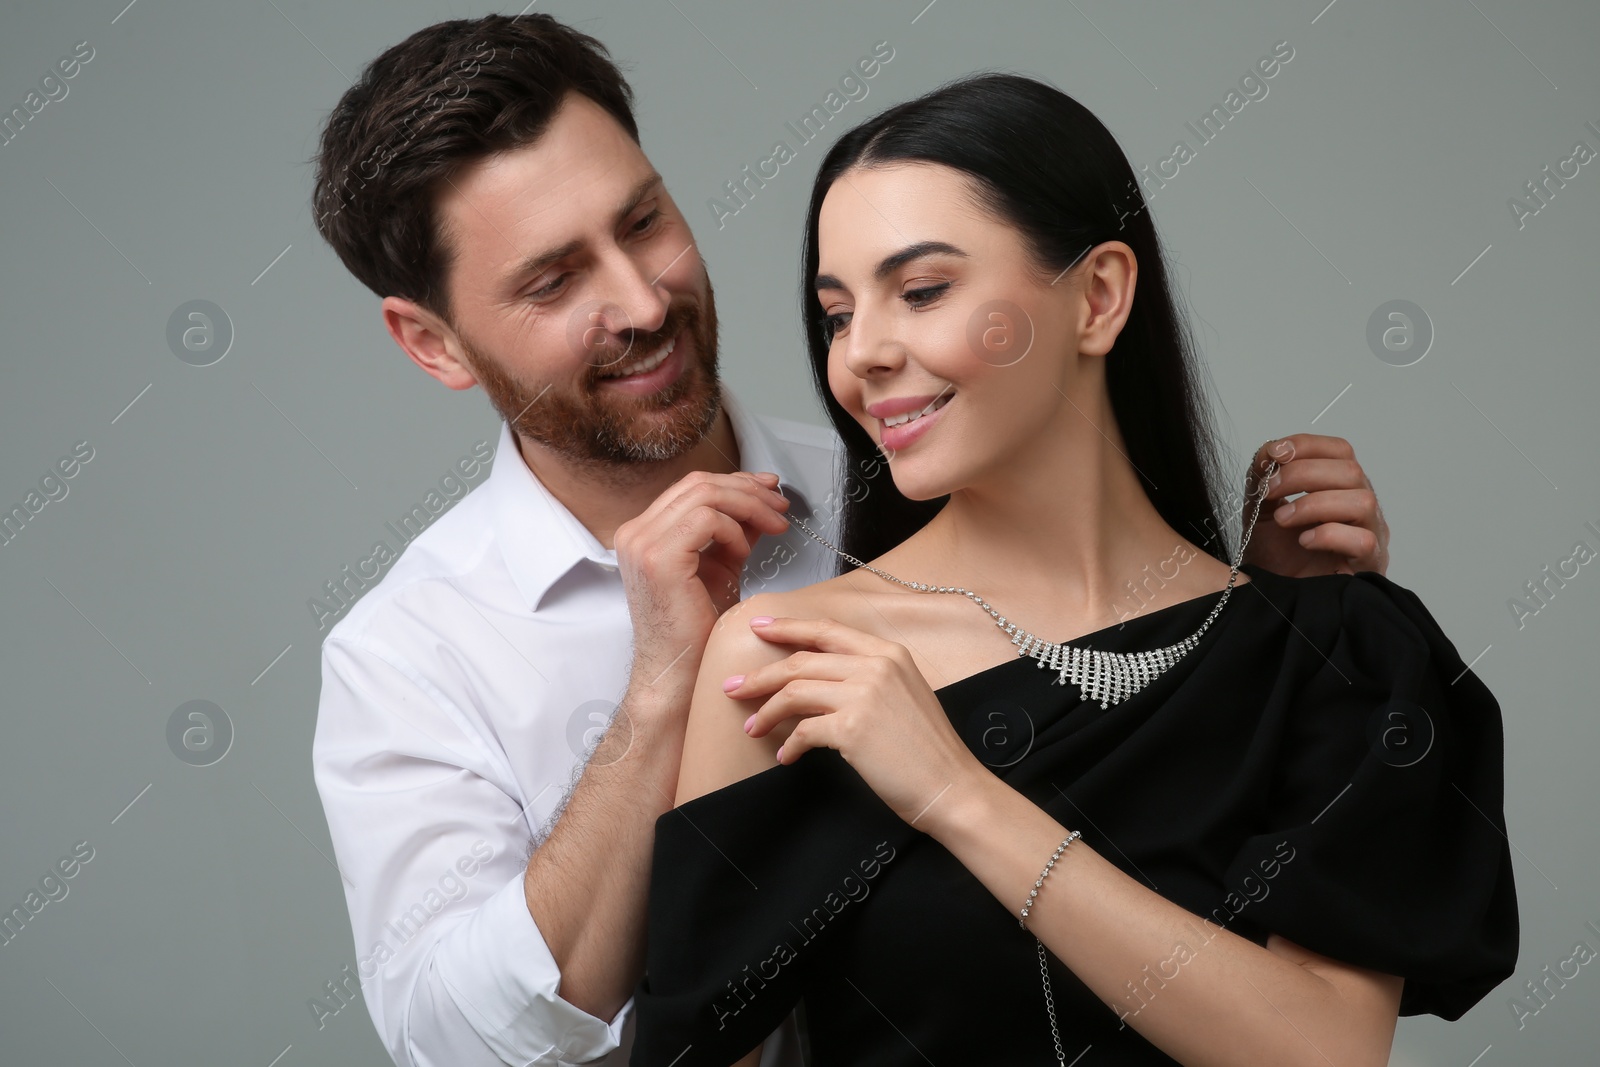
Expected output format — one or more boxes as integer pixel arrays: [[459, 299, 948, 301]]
[[782, 458, 1279, 1067], [787, 459, 1278, 710]]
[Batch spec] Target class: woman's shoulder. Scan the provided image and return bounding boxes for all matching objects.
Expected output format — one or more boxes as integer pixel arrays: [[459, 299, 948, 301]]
[[702, 575, 883, 709], [1288, 563, 1456, 624], [1213, 567, 1516, 1020], [678, 578, 875, 808], [1239, 564, 1446, 639], [731, 571, 870, 629], [1235, 566, 1500, 767], [1219, 565, 1495, 717]]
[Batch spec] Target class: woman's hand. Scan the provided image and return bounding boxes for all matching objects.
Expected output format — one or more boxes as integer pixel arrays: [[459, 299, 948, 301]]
[[1243, 435, 1390, 578], [725, 614, 986, 827]]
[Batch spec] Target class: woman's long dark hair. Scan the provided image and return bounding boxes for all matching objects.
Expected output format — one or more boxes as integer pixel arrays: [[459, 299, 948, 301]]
[[799, 72, 1232, 573]]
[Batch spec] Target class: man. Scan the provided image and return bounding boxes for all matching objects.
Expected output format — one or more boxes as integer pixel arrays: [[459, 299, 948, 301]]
[[309, 14, 1390, 1067]]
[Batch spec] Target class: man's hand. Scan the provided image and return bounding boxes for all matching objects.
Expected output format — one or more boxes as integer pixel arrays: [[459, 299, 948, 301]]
[[1241, 435, 1389, 578], [613, 470, 792, 694]]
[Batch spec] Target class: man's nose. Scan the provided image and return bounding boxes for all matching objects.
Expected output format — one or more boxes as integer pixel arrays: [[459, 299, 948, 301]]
[[590, 251, 671, 337]]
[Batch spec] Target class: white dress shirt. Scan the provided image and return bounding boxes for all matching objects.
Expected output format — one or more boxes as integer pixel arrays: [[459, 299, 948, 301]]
[[313, 382, 846, 1067]]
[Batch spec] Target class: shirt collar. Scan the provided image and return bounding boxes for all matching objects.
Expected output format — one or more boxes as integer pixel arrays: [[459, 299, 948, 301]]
[[487, 381, 824, 614]]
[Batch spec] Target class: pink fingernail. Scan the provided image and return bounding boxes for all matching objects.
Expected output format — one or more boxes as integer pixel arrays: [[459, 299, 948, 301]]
[[775, 745, 785, 762], [750, 616, 774, 627], [743, 714, 756, 733], [723, 674, 744, 692]]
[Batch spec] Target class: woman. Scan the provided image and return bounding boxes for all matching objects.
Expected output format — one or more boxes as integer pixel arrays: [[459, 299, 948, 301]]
[[631, 73, 1516, 1066]]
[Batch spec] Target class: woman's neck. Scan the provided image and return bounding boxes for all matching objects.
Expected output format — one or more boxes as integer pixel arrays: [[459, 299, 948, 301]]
[[879, 412, 1228, 631]]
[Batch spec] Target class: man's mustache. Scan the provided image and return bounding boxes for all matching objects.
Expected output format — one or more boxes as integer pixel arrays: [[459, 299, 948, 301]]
[[585, 305, 697, 376]]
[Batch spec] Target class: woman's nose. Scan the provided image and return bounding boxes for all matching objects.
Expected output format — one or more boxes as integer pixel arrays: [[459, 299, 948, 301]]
[[840, 308, 906, 379]]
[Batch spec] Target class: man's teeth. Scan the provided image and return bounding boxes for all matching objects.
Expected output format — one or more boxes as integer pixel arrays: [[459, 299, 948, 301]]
[[601, 337, 675, 379], [883, 394, 952, 428]]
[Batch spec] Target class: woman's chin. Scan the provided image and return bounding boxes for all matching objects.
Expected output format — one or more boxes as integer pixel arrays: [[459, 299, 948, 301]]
[[886, 467, 962, 503]]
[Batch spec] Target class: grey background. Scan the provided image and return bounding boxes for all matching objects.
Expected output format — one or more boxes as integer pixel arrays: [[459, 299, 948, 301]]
[[1, 0, 1595, 1064]]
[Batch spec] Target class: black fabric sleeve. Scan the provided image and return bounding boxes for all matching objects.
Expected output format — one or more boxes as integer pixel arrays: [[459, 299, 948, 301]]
[[631, 748, 914, 1066], [1220, 571, 1519, 1020]]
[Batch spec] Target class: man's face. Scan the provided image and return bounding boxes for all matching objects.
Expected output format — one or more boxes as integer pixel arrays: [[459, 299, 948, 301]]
[[433, 91, 719, 465]]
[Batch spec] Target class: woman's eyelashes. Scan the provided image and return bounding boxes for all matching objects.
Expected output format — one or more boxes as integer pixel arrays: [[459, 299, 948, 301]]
[[823, 281, 952, 342], [823, 309, 850, 341], [902, 281, 950, 309]]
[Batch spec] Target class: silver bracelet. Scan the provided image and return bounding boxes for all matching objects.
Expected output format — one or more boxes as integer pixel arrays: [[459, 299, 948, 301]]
[[1020, 830, 1082, 1067], [1018, 830, 1080, 929]]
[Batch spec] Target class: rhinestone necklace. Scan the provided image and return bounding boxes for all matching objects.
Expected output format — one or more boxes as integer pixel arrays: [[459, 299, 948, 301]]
[[785, 459, 1277, 711]]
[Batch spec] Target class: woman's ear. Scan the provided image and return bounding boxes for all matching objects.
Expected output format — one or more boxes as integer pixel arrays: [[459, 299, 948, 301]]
[[1073, 241, 1137, 360]]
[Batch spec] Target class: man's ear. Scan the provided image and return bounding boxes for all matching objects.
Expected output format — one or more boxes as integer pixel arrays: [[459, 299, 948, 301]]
[[381, 295, 479, 391]]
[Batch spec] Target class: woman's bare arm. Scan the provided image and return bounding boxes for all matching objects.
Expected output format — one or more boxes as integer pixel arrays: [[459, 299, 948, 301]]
[[674, 592, 798, 807], [925, 771, 1403, 1067], [673, 594, 802, 1066]]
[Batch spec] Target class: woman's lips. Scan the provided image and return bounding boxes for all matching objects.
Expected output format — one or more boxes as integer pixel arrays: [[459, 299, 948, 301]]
[[879, 394, 951, 451]]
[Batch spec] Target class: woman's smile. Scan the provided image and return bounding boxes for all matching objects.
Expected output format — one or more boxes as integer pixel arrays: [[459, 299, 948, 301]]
[[877, 391, 953, 450]]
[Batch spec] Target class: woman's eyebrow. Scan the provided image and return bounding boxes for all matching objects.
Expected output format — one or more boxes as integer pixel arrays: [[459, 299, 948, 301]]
[[814, 240, 968, 292]]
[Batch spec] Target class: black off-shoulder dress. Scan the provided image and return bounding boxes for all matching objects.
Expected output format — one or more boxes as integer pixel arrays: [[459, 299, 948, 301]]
[[631, 564, 1519, 1066]]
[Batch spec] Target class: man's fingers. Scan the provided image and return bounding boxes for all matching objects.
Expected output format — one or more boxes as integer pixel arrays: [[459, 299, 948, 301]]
[[676, 507, 778, 586], [1294, 521, 1382, 571], [653, 479, 792, 538], [1269, 487, 1380, 531], [1262, 457, 1372, 500], [637, 469, 776, 522], [1251, 433, 1357, 471]]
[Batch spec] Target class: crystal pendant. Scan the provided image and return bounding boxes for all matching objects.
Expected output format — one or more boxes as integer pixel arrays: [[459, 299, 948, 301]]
[[1025, 638, 1195, 710]]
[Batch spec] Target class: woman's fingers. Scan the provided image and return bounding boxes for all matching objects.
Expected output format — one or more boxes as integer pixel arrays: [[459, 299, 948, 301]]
[[775, 715, 836, 765], [727, 617, 905, 739], [725, 648, 852, 698], [738, 678, 840, 739]]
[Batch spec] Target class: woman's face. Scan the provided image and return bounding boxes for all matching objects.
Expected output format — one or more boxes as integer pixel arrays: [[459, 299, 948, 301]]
[[815, 162, 1125, 503]]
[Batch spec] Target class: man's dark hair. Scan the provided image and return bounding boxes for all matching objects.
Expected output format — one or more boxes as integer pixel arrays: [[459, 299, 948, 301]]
[[311, 13, 638, 325]]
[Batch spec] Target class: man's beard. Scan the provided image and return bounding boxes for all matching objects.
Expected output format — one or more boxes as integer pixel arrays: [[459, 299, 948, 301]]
[[458, 282, 722, 467]]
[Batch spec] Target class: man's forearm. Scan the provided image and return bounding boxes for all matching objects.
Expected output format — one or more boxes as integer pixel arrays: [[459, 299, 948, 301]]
[[522, 680, 688, 1021]]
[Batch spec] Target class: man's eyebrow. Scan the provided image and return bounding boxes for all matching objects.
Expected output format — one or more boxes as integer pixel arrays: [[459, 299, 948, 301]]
[[503, 172, 665, 288], [813, 240, 967, 292]]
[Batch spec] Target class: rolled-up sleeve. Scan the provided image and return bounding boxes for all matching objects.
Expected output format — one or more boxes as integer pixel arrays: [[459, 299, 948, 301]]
[[313, 635, 629, 1066], [427, 872, 632, 1063]]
